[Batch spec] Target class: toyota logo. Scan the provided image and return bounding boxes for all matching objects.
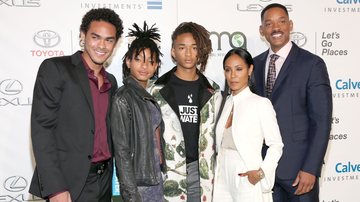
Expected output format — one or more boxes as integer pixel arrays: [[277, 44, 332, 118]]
[[0, 79, 23, 95], [4, 176, 28, 192], [291, 32, 307, 47], [33, 30, 61, 48]]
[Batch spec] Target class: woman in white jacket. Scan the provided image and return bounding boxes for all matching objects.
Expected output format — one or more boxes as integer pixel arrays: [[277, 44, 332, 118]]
[[213, 48, 283, 202]]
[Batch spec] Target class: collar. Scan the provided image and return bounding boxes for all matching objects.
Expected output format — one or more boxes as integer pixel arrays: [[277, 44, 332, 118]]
[[123, 76, 154, 99], [81, 54, 111, 92], [269, 40, 292, 60], [155, 66, 215, 92], [231, 86, 252, 101]]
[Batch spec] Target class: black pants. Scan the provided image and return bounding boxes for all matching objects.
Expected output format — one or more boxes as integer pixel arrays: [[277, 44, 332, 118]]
[[76, 161, 112, 202]]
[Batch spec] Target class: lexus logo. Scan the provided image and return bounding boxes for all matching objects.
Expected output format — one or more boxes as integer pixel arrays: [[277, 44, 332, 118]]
[[0, 0, 40, 7], [4, 176, 28, 192], [33, 30, 61, 48], [0, 79, 23, 95], [291, 32, 307, 47]]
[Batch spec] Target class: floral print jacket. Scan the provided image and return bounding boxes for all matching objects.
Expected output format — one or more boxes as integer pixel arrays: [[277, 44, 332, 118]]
[[149, 67, 222, 202]]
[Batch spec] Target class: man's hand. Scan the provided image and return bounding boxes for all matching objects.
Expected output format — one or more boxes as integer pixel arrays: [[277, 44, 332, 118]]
[[292, 170, 316, 195], [239, 169, 262, 185], [49, 191, 72, 202]]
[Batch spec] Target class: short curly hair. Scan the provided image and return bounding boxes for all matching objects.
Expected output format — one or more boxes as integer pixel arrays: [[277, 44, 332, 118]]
[[80, 8, 124, 40], [171, 22, 212, 72]]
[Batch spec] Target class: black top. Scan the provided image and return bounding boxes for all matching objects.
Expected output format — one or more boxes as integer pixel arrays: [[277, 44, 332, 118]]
[[169, 73, 200, 163]]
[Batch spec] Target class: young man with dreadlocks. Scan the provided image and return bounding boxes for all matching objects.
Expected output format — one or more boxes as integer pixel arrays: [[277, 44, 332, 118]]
[[111, 21, 166, 202], [149, 22, 222, 202]]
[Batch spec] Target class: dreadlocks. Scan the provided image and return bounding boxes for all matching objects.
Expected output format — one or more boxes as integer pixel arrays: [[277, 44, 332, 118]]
[[171, 22, 212, 72], [122, 21, 162, 80]]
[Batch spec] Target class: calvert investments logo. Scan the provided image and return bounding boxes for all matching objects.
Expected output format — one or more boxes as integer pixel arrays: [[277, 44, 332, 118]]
[[335, 161, 360, 173], [80, 0, 144, 10], [322, 161, 360, 183], [147, 0, 162, 10], [0, 0, 40, 7], [0, 79, 32, 107], [31, 30, 64, 57], [337, 0, 360, 4], [323, 0, 360, 13], [332, 78, 360, 99]]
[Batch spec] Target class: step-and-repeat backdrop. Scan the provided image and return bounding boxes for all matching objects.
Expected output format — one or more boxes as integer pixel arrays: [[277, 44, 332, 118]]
[[1, 0, 359, 201]]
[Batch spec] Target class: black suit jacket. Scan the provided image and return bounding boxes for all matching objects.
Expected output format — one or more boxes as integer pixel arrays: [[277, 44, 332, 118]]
[[253, 43, 332, 179], [29, 51, 117, 200]]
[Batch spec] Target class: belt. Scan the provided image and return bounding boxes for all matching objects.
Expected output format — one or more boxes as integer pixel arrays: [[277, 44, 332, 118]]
[[89, 159, 110, 175]]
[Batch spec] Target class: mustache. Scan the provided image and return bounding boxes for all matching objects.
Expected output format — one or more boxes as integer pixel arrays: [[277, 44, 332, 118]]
[[271, 31, 283, 36]]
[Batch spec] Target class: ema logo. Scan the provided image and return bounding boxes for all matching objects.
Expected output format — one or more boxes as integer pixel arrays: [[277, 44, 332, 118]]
[[147, 0, 162, 10], [210, 31, 247, 51]]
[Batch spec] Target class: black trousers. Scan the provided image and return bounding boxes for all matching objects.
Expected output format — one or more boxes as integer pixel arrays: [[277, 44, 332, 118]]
[[76, 161, 112, 202]]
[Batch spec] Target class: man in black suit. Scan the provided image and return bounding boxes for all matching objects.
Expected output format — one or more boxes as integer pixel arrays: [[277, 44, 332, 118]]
[[29, 8, 123, 202], [253, 3, 332, 202]]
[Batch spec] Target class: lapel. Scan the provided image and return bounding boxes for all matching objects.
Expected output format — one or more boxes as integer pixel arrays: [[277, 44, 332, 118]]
[[156, 67, 180, 117], [215, 94, 233, 151], [256, 51, 269, 97], [198, 73, 215, 110], [106, 74, 117, 113], [71, 51, 94, 118], [271, 42, 299, 97]]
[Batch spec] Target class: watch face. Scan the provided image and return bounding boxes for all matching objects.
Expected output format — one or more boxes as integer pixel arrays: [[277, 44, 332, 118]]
[[258, 170, 265, 179]]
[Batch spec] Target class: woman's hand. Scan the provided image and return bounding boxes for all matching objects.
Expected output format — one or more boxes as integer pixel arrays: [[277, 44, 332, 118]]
[[238, 168, 264, 185]]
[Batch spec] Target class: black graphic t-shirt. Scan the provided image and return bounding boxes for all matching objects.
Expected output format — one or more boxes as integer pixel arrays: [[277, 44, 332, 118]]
[[170, 73, 200, 163]]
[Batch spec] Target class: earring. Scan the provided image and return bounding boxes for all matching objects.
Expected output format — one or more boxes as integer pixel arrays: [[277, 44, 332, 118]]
[[79, 39, 85, 47]]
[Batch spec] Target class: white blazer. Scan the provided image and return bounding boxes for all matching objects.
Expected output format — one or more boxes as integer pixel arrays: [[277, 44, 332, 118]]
[[215, 87, 283, 192]]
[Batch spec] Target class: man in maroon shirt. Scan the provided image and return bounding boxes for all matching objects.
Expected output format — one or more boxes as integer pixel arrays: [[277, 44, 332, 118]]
[[29, 8, 123, 202]]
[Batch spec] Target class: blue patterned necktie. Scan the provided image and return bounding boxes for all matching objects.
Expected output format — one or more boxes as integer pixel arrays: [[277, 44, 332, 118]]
[[266, 54, 280, 98]]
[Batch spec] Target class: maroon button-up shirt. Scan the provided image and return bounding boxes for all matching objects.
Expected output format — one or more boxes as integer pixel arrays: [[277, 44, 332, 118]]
[[81, 56, 112, 163]]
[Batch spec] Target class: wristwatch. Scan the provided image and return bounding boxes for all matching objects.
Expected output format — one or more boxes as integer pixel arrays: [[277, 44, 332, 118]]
[[258, 168, 265, 180]]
